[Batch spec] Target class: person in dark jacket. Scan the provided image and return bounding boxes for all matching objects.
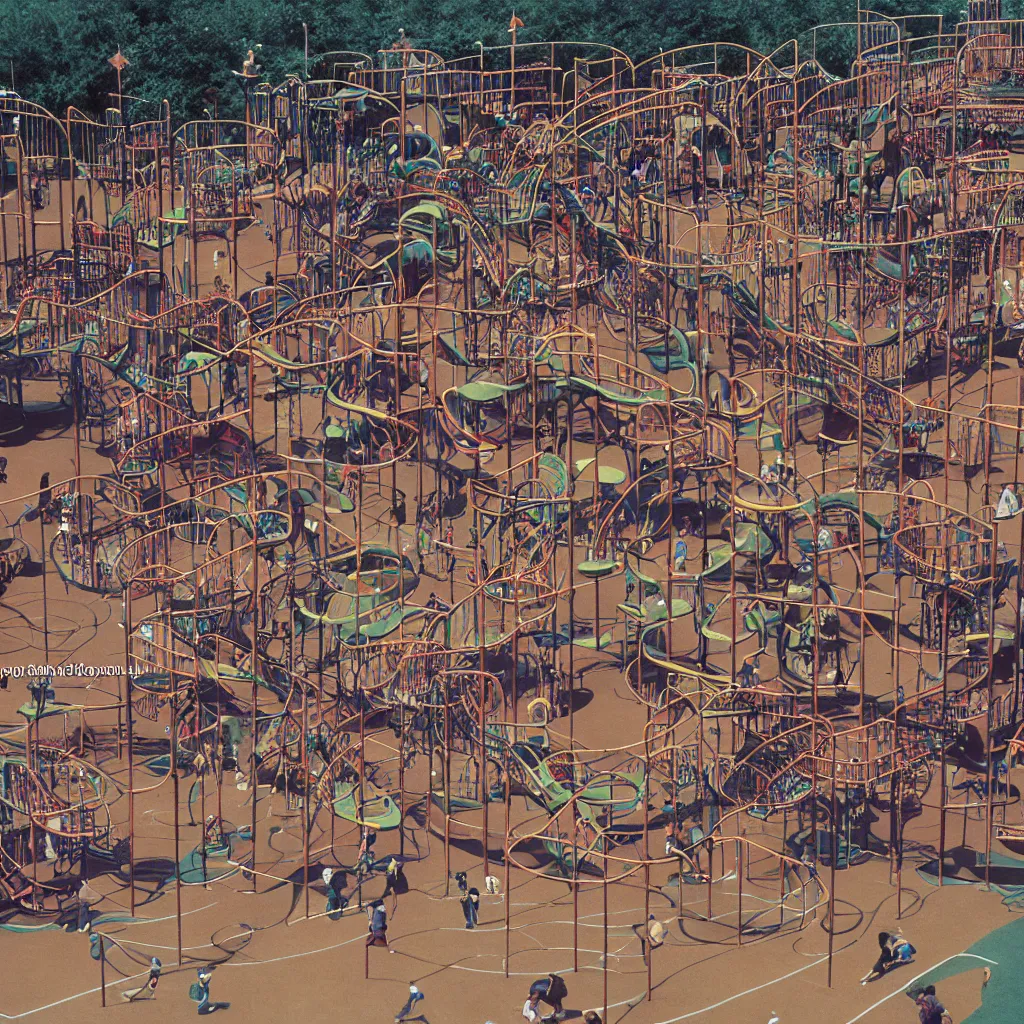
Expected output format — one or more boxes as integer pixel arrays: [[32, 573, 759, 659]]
[[460, 885, 480, 928], [914, 985, 948, 1024], [529, 973, 568, 1020], [861, 930, 913, 983], [382, 857, 406, 909]]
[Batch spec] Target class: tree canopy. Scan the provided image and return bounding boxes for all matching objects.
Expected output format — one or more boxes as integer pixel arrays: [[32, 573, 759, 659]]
[[0, 0, 997, 122]]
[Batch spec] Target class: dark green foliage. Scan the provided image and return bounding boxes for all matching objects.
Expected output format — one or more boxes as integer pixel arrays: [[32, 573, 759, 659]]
[[0, 0, 979, 121]]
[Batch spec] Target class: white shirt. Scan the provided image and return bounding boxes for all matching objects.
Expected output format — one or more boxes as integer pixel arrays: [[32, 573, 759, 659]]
[[523, 1001, 541, 1022]]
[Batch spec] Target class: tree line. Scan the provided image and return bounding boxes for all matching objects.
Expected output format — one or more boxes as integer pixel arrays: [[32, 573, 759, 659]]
[[0, 0, 995, 123]]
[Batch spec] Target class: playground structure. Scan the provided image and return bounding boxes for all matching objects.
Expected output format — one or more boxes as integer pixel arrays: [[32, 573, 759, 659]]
[[7, 6, 1024, 1019]]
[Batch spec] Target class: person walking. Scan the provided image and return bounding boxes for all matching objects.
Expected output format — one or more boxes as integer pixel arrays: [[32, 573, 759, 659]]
[[122, 957, 161, 1001], [76, 878, 101, 933], [382, 856, 406, 909], [632, 914, 667, 965], [460, 883, 480, 928], [193, 968, 212, 1014], [124, 957, 162, 1001], [673, 535, 688, 572], [395, 983, 425, 1022], [357, 825, 378, 875]]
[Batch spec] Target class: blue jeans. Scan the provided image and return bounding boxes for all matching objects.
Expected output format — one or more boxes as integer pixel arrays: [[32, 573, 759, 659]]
[[326, 893, 347, 921], [894, 942, 915, 963], [395, 991, 424, 1020]]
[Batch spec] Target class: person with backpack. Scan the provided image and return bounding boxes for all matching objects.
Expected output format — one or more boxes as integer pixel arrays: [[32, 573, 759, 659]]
[[189, 966, 229, 1015], [915, 985, 952, 1024]]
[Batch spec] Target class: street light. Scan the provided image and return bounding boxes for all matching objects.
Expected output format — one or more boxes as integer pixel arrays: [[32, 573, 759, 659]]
[[302, 23, 309, 80]]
